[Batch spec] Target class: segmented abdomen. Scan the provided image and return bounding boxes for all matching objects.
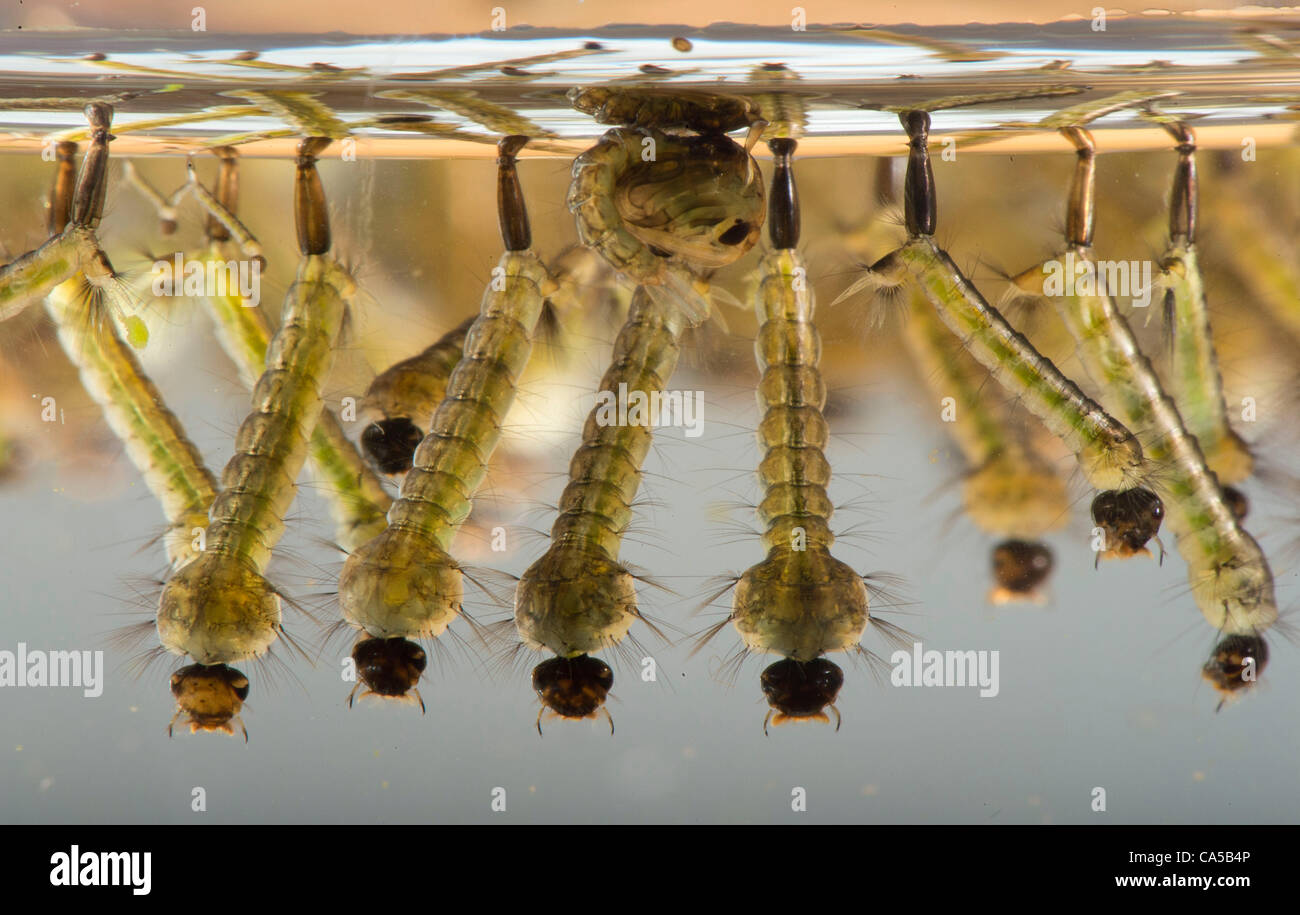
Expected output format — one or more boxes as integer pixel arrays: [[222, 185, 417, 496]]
[[205, 255, 348, 570], [1166, 246, 1253, 484], [387, 251, 550, 551], [901, 238, 1143, 491], [549, 284, 688, 557], [1052, 250, 1275, 630], [199, 247, 391, 552], [752, 250, 833, 552], [47, 277, 218, 568]]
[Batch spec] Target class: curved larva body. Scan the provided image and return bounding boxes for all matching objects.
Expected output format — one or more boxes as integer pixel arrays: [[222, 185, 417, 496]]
[[158, 254, 351, 664], [894, 239, 1145, 493], [1034, 247, 1276, 634], [1161, 245, 1254, 485], [728, 249, 868, 660], [339, 250, 551, 639], [361, 317, 471, 432], [514, 285, 686, 657], [198, 246, 391, 552], [46, 277, 218, 569], [901, 290, 1068, 539]]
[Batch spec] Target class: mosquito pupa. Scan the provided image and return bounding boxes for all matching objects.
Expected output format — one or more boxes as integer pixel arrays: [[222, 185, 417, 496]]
[[567, 87, 766, 324]]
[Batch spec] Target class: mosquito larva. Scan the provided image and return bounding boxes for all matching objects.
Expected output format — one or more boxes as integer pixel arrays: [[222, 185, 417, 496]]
[[512, 281, 685, 732], [839, 110, 1147, 496], [359, 316, 473, 476], [42, 138, 217, 571], [695, 139, 895, 731], [181, 149, 391, 552], [0, 105, 147, 348], [338, 137, 553, 706], [567, 87, 766, 323], [1016, 125, 1277, 643], [1151, 120, 1255, 507], [157, 137, 353, 667], [901, 291, 1067, 603]]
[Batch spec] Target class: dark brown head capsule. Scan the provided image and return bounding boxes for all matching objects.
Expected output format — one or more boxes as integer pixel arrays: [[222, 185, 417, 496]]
[[349, 637, 428, 709], [361, 418, 424, 475], [169, 663, 250, 739], [1202, 633, 1268, 699], [759, 657, 844, 733], [991, 540, 1054, 601], [1091, 487, 1164, 558], [532, 655, 614, 727]]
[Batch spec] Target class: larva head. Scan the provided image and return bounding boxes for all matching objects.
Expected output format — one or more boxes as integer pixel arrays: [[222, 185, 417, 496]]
[[732, 550, 868, 661], [157, 553, 282, 665], [1091, 488, 1164, 559], [1202, 633, 1268, 701], [989, 540, 1054, 605], [350, 637, 427, 704], [532, 654, 614, 722], [760, 657, 844, 731], [514, 548, 638, 658], [963, 458, 1068, 540], [339, 531, 463, 640], [360, 418, 424, 476], [569, 86, 762, 134], [168, 663, 249, 738], [613, 130, 765, 269]]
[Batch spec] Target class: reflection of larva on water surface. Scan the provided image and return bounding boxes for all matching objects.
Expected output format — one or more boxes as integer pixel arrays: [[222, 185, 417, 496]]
[[156, 137, 356, 733], [338, 136, 555, 711]]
